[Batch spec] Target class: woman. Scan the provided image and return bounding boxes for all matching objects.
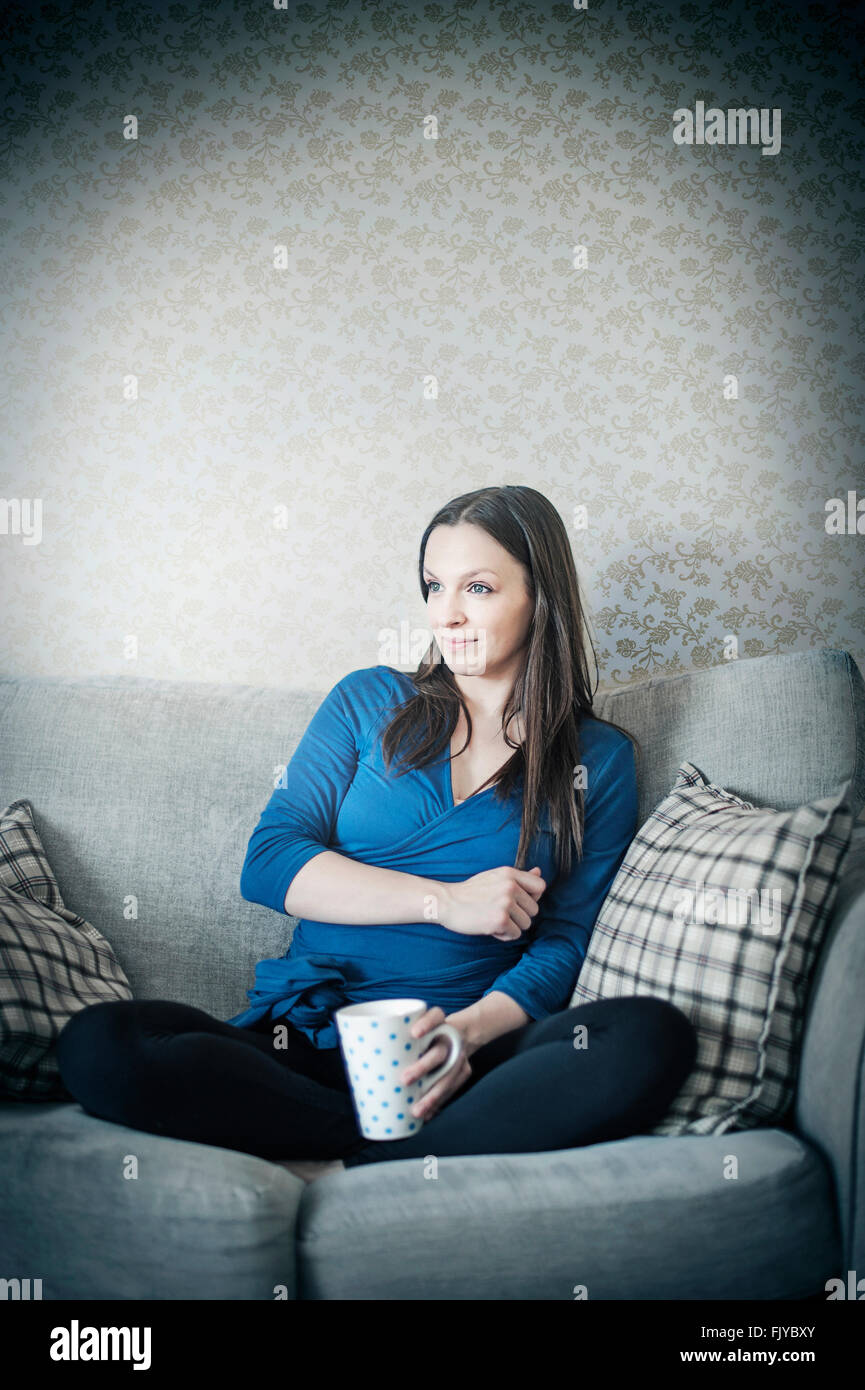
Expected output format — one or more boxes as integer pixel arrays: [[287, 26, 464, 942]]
[[57, 485, 696, 1181]]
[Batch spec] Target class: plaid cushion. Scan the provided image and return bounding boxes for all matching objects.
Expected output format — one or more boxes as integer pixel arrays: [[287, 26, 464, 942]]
[[570, 762, 855, 1136], [0, 795, 65, 910], [0, 799, 133, 1101]]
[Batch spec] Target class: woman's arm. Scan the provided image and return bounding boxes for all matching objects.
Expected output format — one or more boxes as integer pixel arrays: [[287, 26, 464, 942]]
[[241, 670, 481, 925], [285, 852, 545, 935], [283, 848, 444, 925], [447, 990, 531, 1052], [241, 668, 541, 934]]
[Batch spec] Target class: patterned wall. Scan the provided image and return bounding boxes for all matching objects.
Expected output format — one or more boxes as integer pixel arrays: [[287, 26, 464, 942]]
[[1, 0, 863, 697]]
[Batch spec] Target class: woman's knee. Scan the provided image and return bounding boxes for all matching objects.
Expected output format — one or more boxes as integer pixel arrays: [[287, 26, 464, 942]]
[[57, 998, 135, 1055], [623, 995, 698, 1077], [58, 998, 213, 1056], [58, 996, 145, 1059], [55, 1000, 138, 1104]]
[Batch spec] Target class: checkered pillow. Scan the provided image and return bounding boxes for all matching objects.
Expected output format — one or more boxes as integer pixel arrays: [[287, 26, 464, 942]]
[[570, 762, 855, 1136], [0, 799, 133, 1100]]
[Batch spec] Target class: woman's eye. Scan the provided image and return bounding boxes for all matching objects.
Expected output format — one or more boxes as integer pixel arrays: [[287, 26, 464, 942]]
[[425, 581, 491, 595]]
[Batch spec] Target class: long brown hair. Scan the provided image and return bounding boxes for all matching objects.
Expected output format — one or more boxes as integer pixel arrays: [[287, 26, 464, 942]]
[[379, 485, 641, 878]]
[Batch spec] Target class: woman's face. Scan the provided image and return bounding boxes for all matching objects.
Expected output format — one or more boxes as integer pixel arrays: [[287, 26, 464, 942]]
[[423, 522, 534, 680]]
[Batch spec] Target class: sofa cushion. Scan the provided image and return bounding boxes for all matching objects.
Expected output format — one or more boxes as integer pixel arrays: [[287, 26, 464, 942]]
[[0, 793, 66, 909], [0, 799, 133, 1100], [0, 1099, 306, 1299], [296, 1130, 839, 1300], [571, 762, 854, 1136]]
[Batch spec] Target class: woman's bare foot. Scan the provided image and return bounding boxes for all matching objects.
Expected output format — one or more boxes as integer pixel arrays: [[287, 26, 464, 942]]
[[276, 1158, 346, 1184]]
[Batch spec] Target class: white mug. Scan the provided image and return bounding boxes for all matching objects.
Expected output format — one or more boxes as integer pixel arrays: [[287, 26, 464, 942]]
[[334, 998, 463, 1140]]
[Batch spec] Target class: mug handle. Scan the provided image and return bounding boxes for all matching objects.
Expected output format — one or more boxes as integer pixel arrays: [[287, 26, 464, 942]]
[[414, 1023, 463, 1097]]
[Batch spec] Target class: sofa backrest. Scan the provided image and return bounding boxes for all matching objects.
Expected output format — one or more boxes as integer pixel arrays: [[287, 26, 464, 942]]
[[594, 648, 865, 828], [0, 649, 862, 1021]]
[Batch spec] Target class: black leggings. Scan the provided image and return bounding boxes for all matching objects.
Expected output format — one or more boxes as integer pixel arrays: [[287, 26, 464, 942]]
[[55, 995, 697, 1167]]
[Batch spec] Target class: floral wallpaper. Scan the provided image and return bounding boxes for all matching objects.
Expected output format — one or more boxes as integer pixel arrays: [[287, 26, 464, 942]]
[[1, 0, 863, 694]]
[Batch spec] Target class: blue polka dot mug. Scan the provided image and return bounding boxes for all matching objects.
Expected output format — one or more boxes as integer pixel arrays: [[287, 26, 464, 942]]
[[334, 999, 463, 1140]]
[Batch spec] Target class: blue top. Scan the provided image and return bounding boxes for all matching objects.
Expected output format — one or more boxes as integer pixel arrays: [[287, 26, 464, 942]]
[[225, 665, 638, 1048]]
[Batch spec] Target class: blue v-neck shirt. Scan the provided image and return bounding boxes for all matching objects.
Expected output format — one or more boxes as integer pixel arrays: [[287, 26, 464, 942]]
[[226, 665, 638, 1048]]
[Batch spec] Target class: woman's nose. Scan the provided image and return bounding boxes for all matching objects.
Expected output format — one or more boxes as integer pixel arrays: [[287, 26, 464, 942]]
[[434, 597, 464, 623]]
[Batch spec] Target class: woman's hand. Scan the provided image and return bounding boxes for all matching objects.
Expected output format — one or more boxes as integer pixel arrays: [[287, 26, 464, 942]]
[[435, 865, 546, 942], [402, 1006, 474, 1123]]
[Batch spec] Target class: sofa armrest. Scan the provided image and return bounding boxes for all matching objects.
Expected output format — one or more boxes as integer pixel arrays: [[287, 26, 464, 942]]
[[794, 825, 865, 1275]]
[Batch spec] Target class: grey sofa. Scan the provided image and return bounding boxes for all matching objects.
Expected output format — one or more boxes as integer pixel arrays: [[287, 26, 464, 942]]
[[1, 648, 864, 1301]]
